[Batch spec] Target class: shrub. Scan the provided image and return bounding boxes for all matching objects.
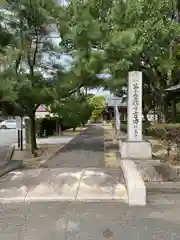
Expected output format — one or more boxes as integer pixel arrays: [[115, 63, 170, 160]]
[[147, 124, 180, 140], [36, 117, 57, 137], [120, 122, 149, 133], [120, 122, 180, 139], [36, 118, 43, 137], [36, 117, 76, 137], [147, 124, 180, 161], [119, 122, 180, 161], [120, 123, 127, 132]]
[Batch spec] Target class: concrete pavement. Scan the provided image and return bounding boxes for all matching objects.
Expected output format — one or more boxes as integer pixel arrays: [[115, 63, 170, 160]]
[[13, 136, 73, 149], [0, 129, 73, 148], [0, 129, 18, 166], [1, 198, 180, 239], [0, 129, 20, 146]]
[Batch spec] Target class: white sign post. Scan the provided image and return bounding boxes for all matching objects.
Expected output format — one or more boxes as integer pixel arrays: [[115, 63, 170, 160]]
[[107, 97, 121, 140], [16, 116, 23, 150], [107, 97, 121, 107], [114, 105, 120, 140], [128, 71, 142, 141], [16, 117, 21, 130]]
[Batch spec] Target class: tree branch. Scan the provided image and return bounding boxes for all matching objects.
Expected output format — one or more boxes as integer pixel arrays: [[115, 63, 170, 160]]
[[66, 83, 84, 97], [32, 27, 39, 67], [15, 52, 22, 73], [15, 16, 23, 73]]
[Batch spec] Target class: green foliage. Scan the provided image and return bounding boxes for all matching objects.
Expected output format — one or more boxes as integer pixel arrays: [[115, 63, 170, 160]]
[[37, 117, 56, 137], [121, 122, 180, 142], [147, 124, 180, 140], [36, 117, 76, 138], [120, 121, 151, 135], [0, 0, 63, 153], [89, 95, 105, 121], [100, 0, 180, 122], [2, 0, 180, 153], [50, 95, 93, 128], [58, 0, 106, 89]]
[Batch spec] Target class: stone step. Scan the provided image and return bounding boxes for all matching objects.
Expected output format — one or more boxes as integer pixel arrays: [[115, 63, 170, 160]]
[[0, 167, 128, 203]]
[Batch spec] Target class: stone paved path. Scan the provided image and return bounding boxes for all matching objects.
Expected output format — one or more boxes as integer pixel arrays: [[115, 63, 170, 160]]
[[1, 197, 180, 240], [47, 124, 105, 168]]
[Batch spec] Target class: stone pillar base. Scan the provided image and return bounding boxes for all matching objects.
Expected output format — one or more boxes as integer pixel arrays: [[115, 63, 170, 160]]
[[120, 140, 152, 159]]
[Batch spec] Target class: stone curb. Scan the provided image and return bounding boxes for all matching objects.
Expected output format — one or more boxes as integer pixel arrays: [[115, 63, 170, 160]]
[[45, 144, 65, 161], [117, 154, 146, 206], [46, 127, 89, 161], [4, 144, 15, 163], [146, 181, 180, 194], [0, 145, 23, 178], [0, 160, 23, 178]]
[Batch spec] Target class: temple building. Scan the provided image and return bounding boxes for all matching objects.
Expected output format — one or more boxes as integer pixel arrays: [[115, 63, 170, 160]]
[[102, 96, 127, 121]]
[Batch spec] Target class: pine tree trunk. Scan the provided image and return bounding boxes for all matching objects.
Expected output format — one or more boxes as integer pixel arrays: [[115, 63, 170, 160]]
[[29, 111, 37, 155]]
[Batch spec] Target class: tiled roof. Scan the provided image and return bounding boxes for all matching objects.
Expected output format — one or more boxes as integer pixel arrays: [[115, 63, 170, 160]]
[[36, 105, 47, 112]]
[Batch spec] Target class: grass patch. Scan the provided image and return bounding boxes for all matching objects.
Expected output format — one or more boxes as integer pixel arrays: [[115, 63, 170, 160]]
[[103, 123, 119, 168]]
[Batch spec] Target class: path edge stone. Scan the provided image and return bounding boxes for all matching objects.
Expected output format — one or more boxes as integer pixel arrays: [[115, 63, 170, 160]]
[[117, 154, 146, 206], [0, 144, 23, 178], [4, 144, 15, 162], [146, 181, 180, 193]]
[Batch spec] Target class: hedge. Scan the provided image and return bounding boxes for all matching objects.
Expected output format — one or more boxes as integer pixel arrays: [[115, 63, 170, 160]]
[[36, 117, 76, 137], [119, 121, 150, 134], [147, 124, 180, 140], [120, 122, 180, 140]]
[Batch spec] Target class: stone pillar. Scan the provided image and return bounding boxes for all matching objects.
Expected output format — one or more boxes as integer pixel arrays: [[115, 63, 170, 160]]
[[120, 71, 152, 159], [128, 71, 142, 141]]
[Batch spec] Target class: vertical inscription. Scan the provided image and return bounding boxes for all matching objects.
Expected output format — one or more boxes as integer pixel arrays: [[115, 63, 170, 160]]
[[128, 71, 142, 141], [132, 82, 139, 138]]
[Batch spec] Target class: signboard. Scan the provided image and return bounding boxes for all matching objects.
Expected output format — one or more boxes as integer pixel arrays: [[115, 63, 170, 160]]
[[107, 97, 121, 106], [36, 105, 47, 112], [16, 117, 21, 130], [114, 106, 120, 140]]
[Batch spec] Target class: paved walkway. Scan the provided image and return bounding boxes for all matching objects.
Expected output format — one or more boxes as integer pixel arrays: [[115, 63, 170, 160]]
[[1, 196, 180, 240], [0, 124, 127, 202], [47, 124, 105, 168], [1, 125, 180, 238]]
